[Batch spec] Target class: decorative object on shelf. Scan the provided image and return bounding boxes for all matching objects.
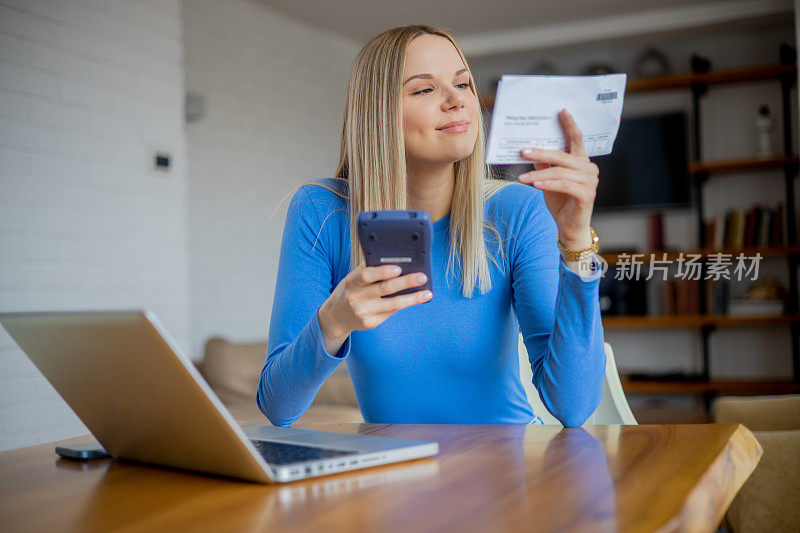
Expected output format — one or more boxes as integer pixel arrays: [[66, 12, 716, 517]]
[[690, 53, 711, 74], [528, 60, 559, 76], [648, 212, 665, 250], [746, 277, 787, 301], [581, 61, 616, 76], [728, 277, 787, 317], [755, 104, 777, 158], [634, 46, 672, 78]]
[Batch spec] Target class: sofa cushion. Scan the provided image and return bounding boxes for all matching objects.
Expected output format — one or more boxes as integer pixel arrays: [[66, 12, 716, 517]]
[[199, 336, 360, 417], [713, 394, 800, 431], [713, 394, 800, 533], [723, 430, 800, 533], [200, 337, 267, 408], [221, 396, 363, 426]]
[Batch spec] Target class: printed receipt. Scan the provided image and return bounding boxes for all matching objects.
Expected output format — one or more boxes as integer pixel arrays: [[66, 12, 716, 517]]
[[485, 73, 627, 164]]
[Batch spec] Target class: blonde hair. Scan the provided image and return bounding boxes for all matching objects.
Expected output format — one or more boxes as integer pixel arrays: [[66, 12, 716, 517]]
[[294, 24, 511, 297]]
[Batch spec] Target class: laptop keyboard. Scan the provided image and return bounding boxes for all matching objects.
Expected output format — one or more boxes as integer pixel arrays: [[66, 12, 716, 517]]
[[251, 440, 358, 465]]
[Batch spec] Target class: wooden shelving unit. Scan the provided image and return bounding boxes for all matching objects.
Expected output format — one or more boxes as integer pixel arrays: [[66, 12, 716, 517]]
[[619, 51, 798, 405], [603, 314, 800, 329], [621, 379, 800, 395], [613, 49, 799, 407], [626, 63, 796, 93], [689, 155, 798, 175], [485, 50, 800, 406], [478, 63, 797, 108]]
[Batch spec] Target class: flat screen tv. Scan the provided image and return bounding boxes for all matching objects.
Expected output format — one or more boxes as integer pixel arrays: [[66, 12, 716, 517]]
[[593, 112, 691, 212]]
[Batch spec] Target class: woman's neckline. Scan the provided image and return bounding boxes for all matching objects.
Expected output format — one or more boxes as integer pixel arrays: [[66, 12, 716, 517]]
[[432, 212, 450, 234]]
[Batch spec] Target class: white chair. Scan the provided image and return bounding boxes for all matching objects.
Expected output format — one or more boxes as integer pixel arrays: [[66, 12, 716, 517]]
[[518, 333, 637, 425]]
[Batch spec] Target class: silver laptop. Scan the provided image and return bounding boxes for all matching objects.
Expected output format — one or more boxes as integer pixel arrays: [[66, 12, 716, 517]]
[[0, 310, 438, 483]]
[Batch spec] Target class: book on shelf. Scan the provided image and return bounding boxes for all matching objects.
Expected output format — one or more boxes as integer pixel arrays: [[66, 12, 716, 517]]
[[773, 203, 784, 246], [677, 278, 700, 314], [703, 202, 786, 249], [662, 280, 676, 315], [661, 278, 700, 315], [728, 209, 745, 248], [624, 370, 705, 382], [703, 279, 730, 315]]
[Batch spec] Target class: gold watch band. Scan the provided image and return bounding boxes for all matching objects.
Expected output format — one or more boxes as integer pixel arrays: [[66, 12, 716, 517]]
[[558, 226, 599, 261]]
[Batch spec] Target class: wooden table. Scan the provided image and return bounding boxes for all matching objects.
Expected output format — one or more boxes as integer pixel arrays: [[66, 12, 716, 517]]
[[0, 422, 761, 532]]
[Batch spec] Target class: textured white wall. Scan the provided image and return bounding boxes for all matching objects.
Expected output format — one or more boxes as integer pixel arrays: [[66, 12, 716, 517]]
[[183, 0, 359, 360], [0, 0, 189, 451]]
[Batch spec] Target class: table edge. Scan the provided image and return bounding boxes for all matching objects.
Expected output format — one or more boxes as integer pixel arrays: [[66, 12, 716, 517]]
[[655, 423, 763, 533]]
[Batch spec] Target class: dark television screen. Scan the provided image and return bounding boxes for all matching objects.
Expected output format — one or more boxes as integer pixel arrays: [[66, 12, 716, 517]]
[[593, 112, 691, 211]]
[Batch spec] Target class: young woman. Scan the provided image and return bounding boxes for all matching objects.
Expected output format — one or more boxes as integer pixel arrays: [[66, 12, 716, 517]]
[[257, 24, 606, 428]]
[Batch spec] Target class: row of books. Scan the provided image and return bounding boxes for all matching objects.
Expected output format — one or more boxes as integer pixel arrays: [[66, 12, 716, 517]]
[[661, 279, 784, 316], [703, 203, 785, 249], [661, 279, 701, 315]]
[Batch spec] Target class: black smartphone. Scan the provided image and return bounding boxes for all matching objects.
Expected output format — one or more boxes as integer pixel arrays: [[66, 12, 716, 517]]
[[55, 442, 111, 461], [357, 210, 433, 299]]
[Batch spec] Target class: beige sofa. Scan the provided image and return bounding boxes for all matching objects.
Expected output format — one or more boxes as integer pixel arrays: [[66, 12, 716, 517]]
[[713, 394, 800, 533], [195, 336, 363, 424]]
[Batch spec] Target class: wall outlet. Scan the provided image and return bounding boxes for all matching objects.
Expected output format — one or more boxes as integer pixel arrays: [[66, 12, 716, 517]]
[[153, 152, 171, 171]]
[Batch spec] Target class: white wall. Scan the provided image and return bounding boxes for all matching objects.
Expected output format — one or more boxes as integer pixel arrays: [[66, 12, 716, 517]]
[[0, 0, 189, 451], [183, 0, 359, 360], [470, 21, 798, 382], [0, 0, 360, 453]]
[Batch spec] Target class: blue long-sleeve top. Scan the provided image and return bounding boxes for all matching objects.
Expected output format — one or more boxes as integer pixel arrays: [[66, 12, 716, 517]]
[[257, 177, 606, 427]]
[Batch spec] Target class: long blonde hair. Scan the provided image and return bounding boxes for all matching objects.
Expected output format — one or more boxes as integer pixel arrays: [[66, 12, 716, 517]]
[[315, 24, 511, 297]]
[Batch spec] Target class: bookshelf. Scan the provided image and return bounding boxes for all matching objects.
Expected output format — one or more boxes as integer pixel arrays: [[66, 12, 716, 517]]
[[477, 64, 798, 107], [622, 380, 800, 395], [483, 47, 799, 401], [603, 313, 800, 329], [689, 155, 798, 175]]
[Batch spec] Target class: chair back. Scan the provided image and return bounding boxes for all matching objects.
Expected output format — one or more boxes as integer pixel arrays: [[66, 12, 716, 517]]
[[518, 333, 637, 425]]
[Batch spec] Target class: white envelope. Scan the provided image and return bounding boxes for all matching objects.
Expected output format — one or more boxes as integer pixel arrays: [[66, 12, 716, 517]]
[[485, 73, 627, 164]]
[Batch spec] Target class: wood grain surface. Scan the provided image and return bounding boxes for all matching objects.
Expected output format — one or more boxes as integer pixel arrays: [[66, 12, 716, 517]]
[[0, 423, 761, 532]]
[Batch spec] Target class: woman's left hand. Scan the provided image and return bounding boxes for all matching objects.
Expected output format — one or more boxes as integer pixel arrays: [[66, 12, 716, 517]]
[[517, 108, 599, 250]]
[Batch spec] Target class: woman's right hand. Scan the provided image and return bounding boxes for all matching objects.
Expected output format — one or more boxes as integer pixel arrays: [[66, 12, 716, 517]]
[[317, 261, 432, 354]]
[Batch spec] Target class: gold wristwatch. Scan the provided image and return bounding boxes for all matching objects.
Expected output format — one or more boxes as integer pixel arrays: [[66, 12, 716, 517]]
[[558, 226, 599, 261]]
